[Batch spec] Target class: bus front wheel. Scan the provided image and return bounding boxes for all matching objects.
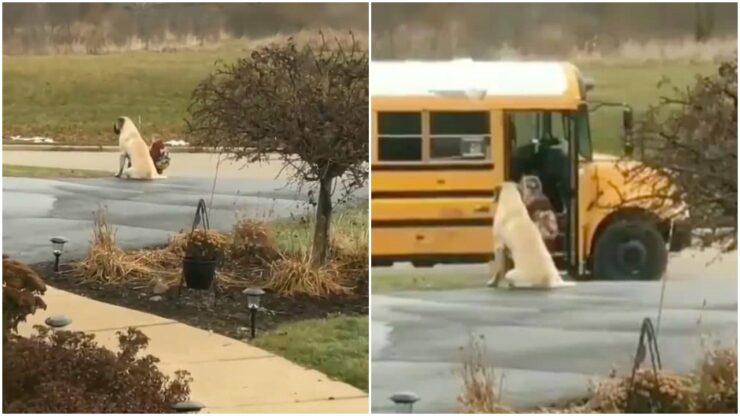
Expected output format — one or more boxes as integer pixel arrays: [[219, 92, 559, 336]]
[[592, 219, 667, 281]]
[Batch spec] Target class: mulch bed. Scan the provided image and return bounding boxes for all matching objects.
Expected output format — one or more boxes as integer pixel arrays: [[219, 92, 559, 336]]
[[33, 260, 368, 341]]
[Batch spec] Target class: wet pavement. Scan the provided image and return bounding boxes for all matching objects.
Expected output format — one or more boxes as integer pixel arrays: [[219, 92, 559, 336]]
[[372, 268, 737, 413], [3, 176, 367, 264]]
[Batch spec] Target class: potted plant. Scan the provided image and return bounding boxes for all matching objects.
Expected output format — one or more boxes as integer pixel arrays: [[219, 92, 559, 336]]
[[182, 230, 224, 290]]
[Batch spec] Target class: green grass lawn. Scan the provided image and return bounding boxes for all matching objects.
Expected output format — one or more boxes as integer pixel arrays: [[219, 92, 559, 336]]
[[3, 41, 247, 145], [251, 209, 368, 390], [272, 206, 368, 255], [3, 164, 110, 178], [252, 315, 368, 391], [579, 61, 715, 154], [4, 45, 716, 153], [372, 272, 489, 294]]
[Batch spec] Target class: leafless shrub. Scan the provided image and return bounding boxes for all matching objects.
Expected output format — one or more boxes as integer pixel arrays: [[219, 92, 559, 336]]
[[230, 218, 278, 265], [615, 55, 737, 250], [187, 33, 368, 268], [457, 334, 511, 413]]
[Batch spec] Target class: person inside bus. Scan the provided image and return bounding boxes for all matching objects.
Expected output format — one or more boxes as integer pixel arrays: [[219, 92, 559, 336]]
[[508, 113, 568, 214]]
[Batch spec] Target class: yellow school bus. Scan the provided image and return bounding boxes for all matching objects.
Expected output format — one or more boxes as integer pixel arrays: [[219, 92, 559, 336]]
[[371, 59, 691, 280]]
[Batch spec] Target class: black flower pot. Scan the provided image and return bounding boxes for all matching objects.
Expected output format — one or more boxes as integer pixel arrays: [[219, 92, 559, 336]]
[[182, 257, 216, 290]]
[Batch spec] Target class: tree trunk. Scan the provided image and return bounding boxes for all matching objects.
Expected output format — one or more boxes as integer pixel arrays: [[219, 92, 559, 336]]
[[695, 3, 714, 43], [310, 176, 333, 268]]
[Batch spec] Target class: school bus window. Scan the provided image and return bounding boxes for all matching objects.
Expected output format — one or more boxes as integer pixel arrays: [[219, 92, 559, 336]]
[[378, 112, 422, 162], [429, 111, 490, 161]]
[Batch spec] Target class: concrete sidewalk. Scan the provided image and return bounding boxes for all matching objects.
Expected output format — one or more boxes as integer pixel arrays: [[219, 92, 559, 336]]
[[18, 286, 368, 413], [5, 175, 369, 413]]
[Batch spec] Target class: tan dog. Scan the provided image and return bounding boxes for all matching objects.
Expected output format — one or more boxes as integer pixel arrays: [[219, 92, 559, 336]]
[[487, 182, 574, 289], [114, 117, 165, 180]]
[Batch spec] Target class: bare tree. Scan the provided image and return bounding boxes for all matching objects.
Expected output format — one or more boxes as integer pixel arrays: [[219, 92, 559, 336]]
[[187, 33, 368, 267], [619, 56, 737, 251]]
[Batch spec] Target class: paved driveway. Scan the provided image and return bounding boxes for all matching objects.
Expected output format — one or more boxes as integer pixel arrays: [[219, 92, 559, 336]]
[[3, 176, 366, 263], [371, 262, 737, 413]]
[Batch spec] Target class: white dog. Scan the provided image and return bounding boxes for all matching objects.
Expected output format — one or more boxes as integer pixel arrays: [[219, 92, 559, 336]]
[[114, 116, 165, 180], [487, 182, 575, 289]]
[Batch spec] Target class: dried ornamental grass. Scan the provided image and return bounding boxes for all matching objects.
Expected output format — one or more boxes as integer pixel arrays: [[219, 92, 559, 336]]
[[267, 253, 350, 297], [230, 218, 278, 265], [74, 210, 164, 284], [694, 345, 738, 413], [457, 334, 511, 414], [330, 232, 368, 273]]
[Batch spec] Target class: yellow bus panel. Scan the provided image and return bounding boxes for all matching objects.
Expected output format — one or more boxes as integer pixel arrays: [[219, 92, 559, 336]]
[[372, 170, 497, 193], [372, 226, 494, 256], [372, 199, 495, 221]]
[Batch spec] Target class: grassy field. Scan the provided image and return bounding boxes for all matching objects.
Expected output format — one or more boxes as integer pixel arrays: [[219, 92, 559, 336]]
[[3, 42, 716, 152], [3, 41, 247, 145], [3, 164, 110, 178], [252, 315, 368, 390], [579, 61, 715, 154]]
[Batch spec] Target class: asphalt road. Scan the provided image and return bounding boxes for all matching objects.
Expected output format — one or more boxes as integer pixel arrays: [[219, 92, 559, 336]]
[[3, 176, 367, 264], [371, 257, 738, 413]]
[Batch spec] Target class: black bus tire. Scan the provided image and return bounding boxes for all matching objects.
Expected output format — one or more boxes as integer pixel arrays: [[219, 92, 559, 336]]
[[592, 219, 667, 281]]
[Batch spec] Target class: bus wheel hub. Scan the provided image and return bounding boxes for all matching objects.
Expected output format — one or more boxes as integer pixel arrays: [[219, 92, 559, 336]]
[[617, 240, 647, 274]]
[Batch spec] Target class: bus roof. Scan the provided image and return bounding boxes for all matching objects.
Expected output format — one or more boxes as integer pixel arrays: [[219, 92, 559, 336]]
[[371, 59, 583, 102]]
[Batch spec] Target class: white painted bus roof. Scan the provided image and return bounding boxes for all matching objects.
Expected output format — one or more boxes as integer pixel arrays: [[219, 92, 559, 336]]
[[371, 59, 575, 98]]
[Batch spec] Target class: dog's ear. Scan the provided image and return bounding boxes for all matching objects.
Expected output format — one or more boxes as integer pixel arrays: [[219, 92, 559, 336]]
[[113, 117, 125, 135]]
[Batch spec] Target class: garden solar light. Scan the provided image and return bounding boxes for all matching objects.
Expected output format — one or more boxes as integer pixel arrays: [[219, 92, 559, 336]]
[[50, 236, 68, 272], [242, 287, 265, 339], [171, 400, 205, 413], [390, 391, 420, 413], [45, 314, 72, 331]]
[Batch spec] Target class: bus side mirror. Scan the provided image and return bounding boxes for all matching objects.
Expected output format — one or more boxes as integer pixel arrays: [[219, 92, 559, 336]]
[[622, 108, 633, 132], [622, 108, 634, 157]]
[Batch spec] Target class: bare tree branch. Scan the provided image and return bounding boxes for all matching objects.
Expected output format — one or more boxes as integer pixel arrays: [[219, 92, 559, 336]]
[[186, 32, 368, 265], [616, 54, 737, 251]]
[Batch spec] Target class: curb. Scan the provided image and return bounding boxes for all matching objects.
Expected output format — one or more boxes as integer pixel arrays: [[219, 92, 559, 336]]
[[3, 144, 218, 153]]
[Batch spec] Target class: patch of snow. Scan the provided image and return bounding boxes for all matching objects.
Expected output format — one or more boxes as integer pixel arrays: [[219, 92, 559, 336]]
[[9, 136, 55, 144]]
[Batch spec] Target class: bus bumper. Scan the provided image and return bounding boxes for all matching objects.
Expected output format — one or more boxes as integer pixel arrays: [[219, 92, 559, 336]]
[[670, 220, 692, 252]]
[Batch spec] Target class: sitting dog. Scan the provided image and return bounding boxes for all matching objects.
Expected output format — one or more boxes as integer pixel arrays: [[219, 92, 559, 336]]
[[487, 181, 575, 289], [114, 117, 166, 180]]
